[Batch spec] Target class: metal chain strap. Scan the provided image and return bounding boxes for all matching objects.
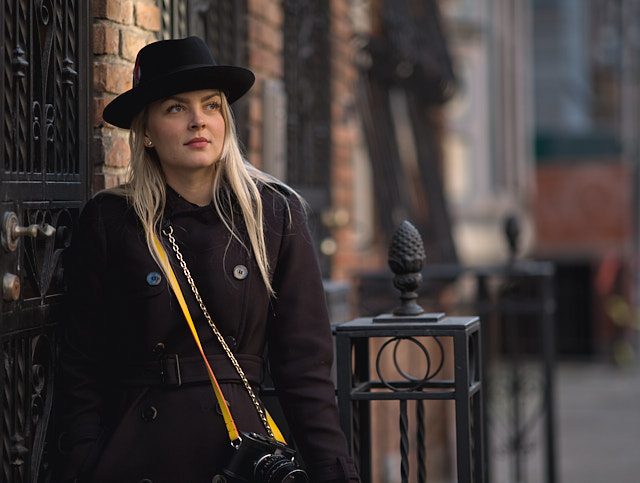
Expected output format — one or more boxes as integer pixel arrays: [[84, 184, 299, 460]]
[[162, 225, 274, 439]]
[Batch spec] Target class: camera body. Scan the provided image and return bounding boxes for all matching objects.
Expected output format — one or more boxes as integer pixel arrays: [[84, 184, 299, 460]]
[[214, 431, 308, 483]]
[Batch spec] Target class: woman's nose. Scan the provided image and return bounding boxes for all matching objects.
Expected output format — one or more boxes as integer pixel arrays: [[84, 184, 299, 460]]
[[190, 111, 205, 129]]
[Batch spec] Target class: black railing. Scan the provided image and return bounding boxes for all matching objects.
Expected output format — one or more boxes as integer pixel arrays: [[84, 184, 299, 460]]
[[414, 216, 557, 483], [335, 316, 483, 482], [413, 259, 556, 483], [335, 221, 484, 482], [338, 216, 558, 482]]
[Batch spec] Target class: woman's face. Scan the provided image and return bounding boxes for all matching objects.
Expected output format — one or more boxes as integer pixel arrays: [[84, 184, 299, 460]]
[[144, 89, 226, 179]]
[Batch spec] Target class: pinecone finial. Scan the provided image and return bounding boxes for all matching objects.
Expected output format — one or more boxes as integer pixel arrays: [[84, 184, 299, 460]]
[[388, 220, 425, 316]]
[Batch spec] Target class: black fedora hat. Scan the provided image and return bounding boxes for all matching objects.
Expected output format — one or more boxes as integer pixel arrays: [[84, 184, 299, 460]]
[[103, 36, 255, 129]]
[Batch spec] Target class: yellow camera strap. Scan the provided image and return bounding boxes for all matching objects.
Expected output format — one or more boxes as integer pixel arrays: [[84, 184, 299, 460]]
[[152, 231, 285, 447]]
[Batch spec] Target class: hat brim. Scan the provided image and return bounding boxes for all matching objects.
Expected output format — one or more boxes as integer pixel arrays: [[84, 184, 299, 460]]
[[103, 65, 255, 129]]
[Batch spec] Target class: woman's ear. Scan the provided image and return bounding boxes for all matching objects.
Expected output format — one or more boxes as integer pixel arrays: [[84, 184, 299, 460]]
[[143, 129, 153, 147]]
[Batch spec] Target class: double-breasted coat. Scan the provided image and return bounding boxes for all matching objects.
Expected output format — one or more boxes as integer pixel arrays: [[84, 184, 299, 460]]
[[58, 185, 359, 482]]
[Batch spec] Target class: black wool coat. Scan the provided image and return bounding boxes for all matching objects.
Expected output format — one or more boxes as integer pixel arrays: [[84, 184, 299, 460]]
[[58, 186, 359, 483]]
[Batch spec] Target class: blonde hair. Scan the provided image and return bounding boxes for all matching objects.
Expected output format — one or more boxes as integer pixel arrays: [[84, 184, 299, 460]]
[[109, 92, 293, 296]]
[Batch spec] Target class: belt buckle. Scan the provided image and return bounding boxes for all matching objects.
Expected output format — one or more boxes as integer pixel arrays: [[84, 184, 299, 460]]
[[159, 354, 182, 387]]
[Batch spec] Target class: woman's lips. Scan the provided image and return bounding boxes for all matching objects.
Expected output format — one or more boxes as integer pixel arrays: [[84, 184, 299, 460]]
[[186, 137, 209, 148]]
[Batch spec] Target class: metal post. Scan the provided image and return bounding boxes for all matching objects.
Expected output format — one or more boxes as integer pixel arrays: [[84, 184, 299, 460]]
[[336, 317, 483, 481], [399, 400, 409, 483], [454, 328, 472, 482], [416, 399, 427, 483], [541, 273, 557, 483], [335, 221, 484, 482]]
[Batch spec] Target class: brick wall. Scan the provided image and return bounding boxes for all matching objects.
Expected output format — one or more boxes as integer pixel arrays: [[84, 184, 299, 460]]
[[243, 0, 377, 280], [329, 0, 387, 280], [330, 0, 359, 280], [245, 0, 284, 169], [92, 0, 160, 191], [534, 161, 633, 257]]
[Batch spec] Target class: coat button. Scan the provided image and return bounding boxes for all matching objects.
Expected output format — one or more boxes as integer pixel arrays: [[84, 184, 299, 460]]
[[146, 271, 162, 286], [152, 342, 165, 357], [233, 265, 248, 280], [141, 406, 158, 422]]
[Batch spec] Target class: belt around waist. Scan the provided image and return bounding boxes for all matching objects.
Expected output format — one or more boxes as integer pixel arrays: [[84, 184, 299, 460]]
[[121, 353, 264, 388]]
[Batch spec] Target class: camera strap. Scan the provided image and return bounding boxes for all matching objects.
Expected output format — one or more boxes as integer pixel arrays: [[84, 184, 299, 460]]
[[151, 228, 286, 448]]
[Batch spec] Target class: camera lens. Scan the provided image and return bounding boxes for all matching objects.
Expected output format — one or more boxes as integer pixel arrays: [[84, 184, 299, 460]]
[[255, 454, 308, 483]]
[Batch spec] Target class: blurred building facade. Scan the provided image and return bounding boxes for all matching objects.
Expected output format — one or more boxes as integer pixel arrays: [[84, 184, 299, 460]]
[[530, 0, 640, 362], [437, 0, 640, 362]]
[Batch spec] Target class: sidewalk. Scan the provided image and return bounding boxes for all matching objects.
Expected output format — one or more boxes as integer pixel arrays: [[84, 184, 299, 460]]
[[489, 359, 640, 483], [555, 360, 640, 483]]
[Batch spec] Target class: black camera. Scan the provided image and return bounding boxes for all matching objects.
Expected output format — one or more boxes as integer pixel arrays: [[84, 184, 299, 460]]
[[213, 432, 309, 483]]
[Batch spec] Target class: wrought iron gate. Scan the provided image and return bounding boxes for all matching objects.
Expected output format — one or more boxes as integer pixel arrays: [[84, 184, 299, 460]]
[[1, 0, 90, 481]]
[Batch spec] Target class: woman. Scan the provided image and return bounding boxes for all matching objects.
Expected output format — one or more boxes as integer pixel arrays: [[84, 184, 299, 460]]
[[58, 36, 359, 483]]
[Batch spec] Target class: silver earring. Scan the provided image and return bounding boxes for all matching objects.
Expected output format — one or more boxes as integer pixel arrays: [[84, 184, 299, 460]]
[[146, 140, 153, 147]]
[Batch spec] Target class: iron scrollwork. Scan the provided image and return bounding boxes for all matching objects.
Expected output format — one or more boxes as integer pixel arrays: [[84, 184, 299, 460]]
[[31, 102, 55, 146], [4, 0, 83, 179], [61, 57, 77, 87], [20, 208, 72, 300], [2, 1, 88, 481], [375, 336, 444, 392], [3, 333, 56, 481], [11, 47, 29, 78]]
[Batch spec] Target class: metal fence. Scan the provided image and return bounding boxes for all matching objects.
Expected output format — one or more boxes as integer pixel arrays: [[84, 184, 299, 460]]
[[351, 219, 557, 483], [335, 221, 485, 483]]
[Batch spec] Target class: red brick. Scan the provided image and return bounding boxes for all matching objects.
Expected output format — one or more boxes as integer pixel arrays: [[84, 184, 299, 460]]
[[103, 173, 119, 189], [247, 0, 282, 26], [93, 0, 115, 20], [103, 134, 131, 168], [122, 0, 135, 25], [261, 25, 282, 53], [92, 171, 106, 192], [248, 46, 282, 77], [135, 2, 161, 32], [94, 0, 133, 24], [535, 162, 632, 253], [121, 29, 151, 61], [247, 146, 261, 169], [94, 62, 132, 95], [264, 1, 283, 27], [92, 96, 112, 127], [331, 0, 349, 19], [332, 124, 355, 146], [93, 23, 119, 55], [249, 125, 262, 152], [100, 65, 131, 95], [247, 16, 264, 44], [247, 0, 267, 16], [99, 169, 127, 190], [246, 97, 262, 125], [333, 162, 353, 185]]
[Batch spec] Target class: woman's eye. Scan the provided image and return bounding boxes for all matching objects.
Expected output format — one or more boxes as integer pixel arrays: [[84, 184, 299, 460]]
[[205, 101, 221, 111], [167, 104, 183, 113]]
